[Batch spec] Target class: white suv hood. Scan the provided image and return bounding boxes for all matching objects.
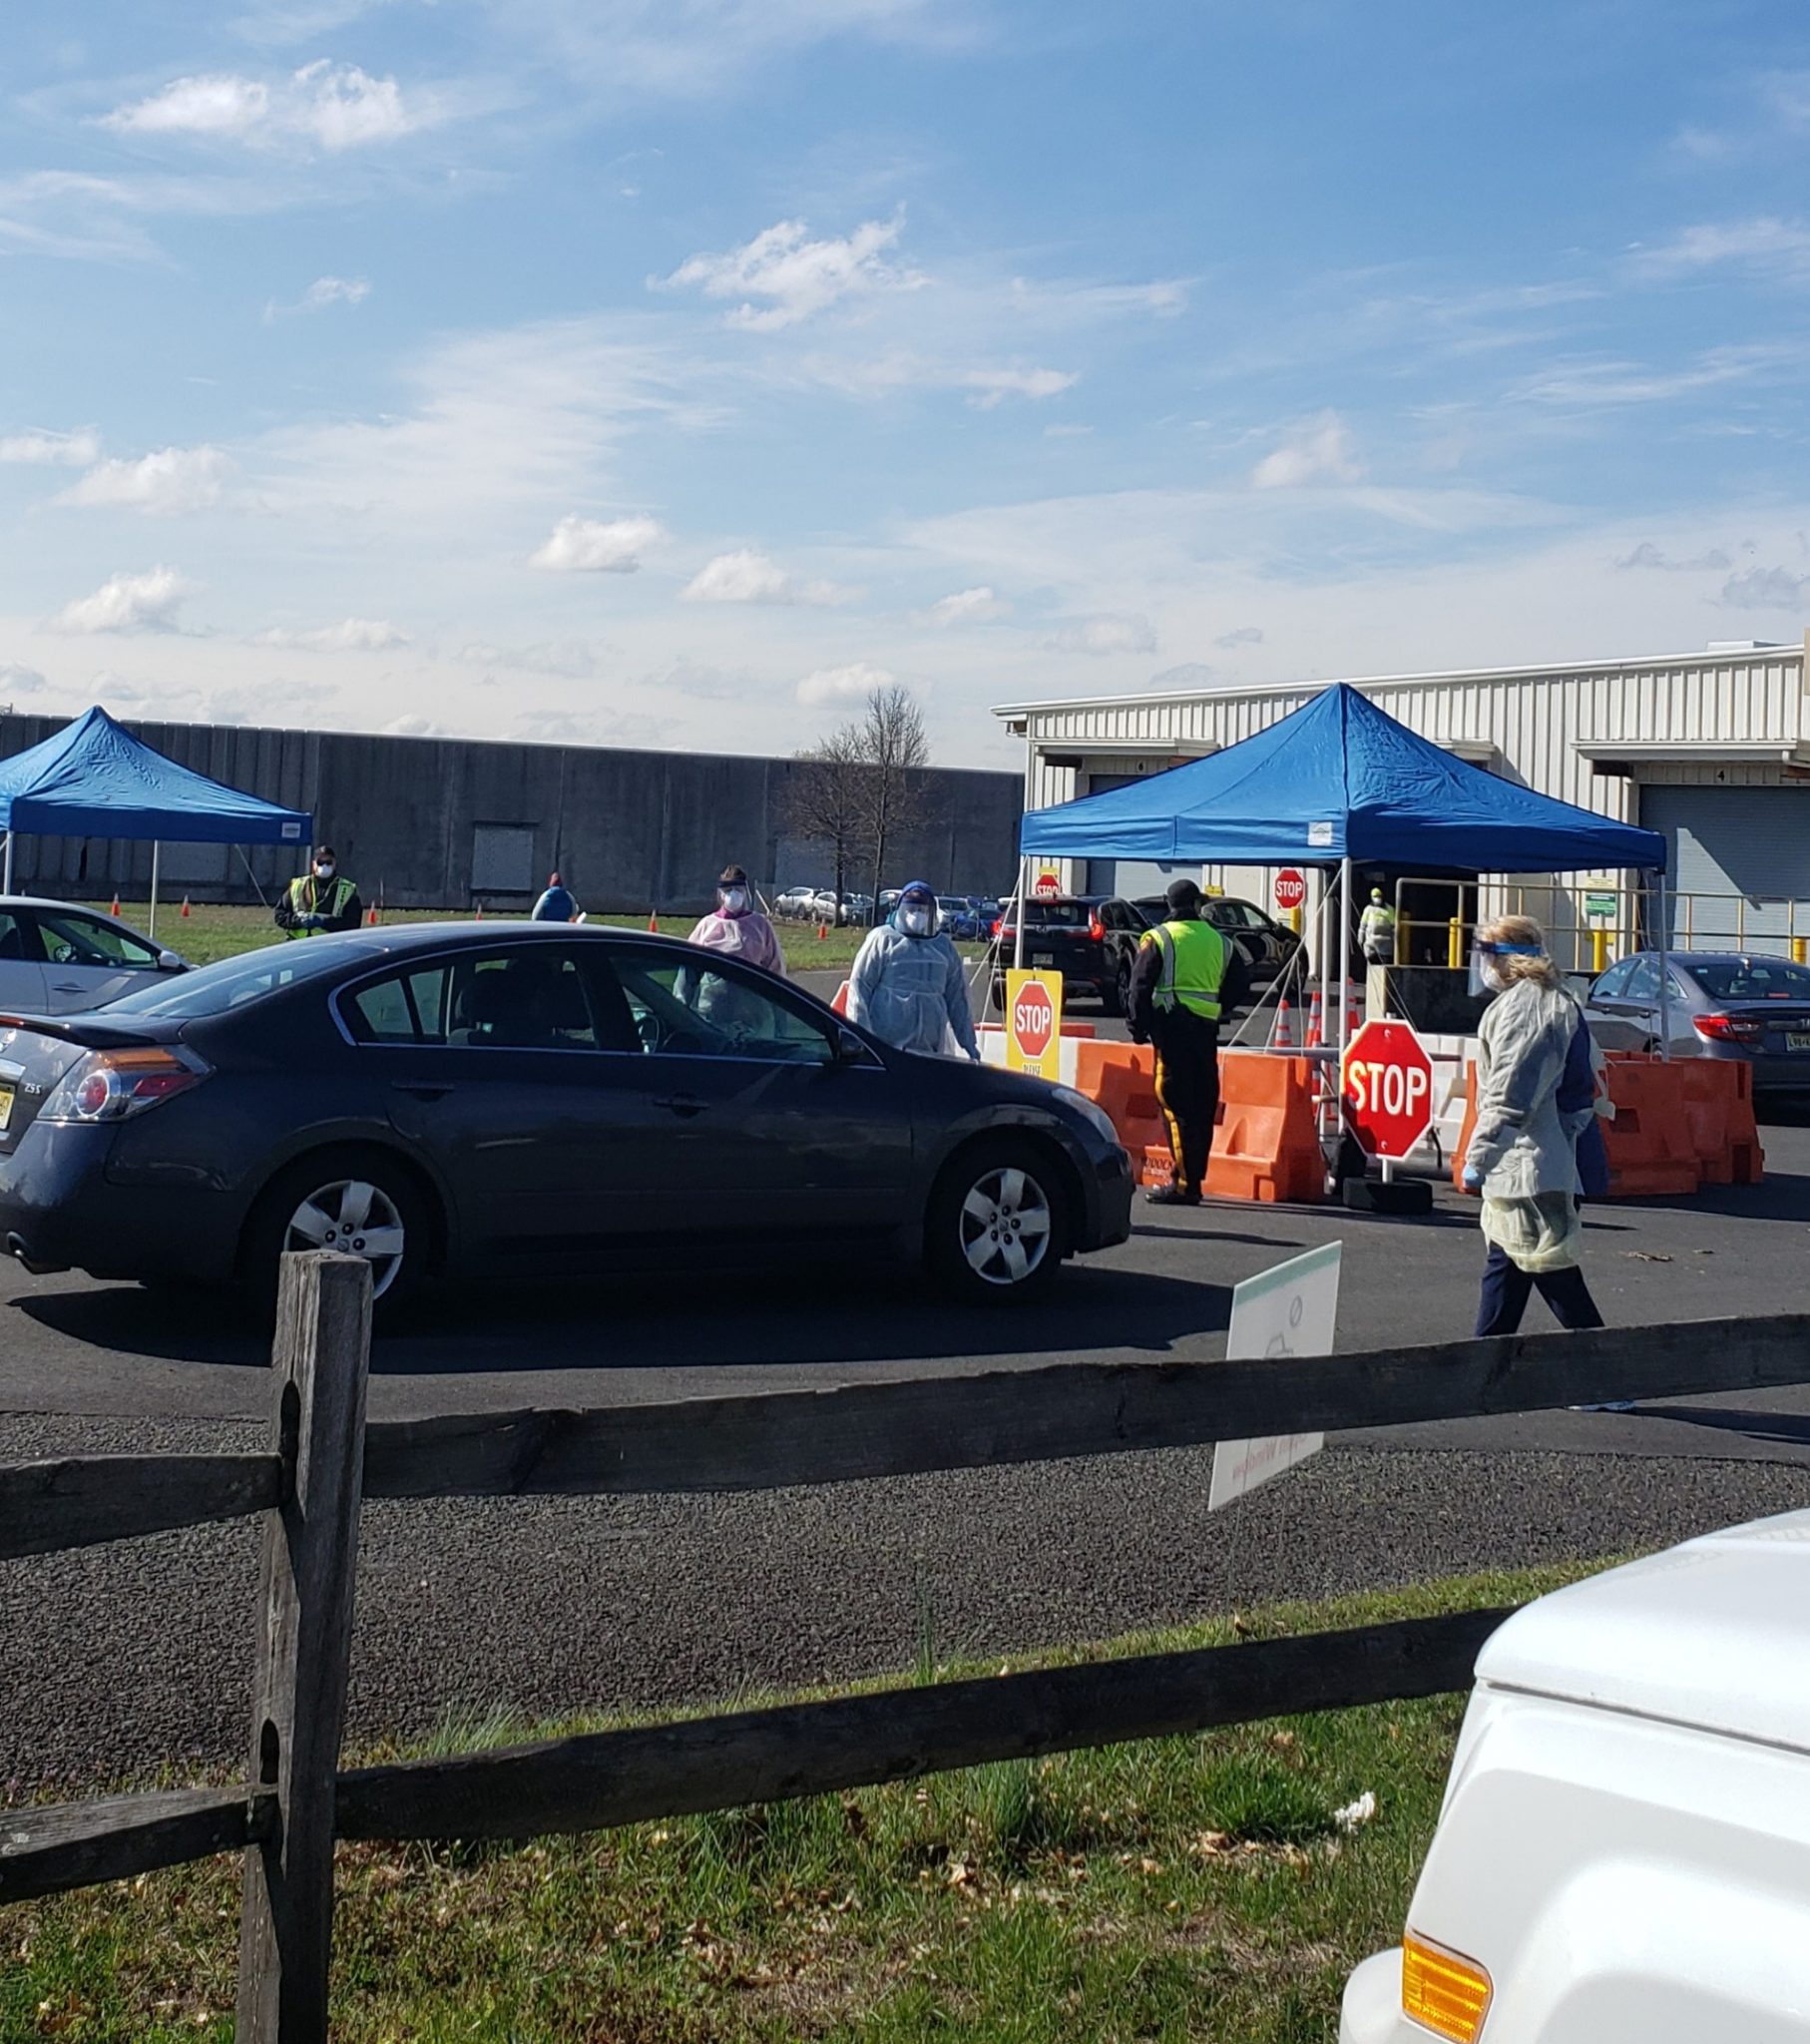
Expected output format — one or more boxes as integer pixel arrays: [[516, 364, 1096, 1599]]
[[1476, 1507, 1810, 1752]]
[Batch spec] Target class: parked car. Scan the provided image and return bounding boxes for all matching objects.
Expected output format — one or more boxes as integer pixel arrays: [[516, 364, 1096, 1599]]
[[990, 895, 1149, 1015], [1341, 1508, 1810, 2043], [937, 895, 981, 939], [0, 923, 1132, 1318], [1584, 949, 1810, 1093], [774, 885, 817, 920], [0, 896, 188, 1014], [1132, 892, 1304, 990]]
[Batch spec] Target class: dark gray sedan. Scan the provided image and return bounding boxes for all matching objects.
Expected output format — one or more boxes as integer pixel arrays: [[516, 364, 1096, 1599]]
[[1584, 949, 1810, 1094], [0, 922, 1132, 1318]]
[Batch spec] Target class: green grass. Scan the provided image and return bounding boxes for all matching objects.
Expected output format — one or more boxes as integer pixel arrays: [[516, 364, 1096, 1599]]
[[98, 902, 988, 976], [0, 1562, 1608, 2043]]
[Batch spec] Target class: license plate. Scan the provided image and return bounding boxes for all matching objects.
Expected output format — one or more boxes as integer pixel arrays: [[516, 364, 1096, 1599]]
[[1033, 951, 1055, 966], [0, 1084, 15, 1133], [1789, 1033, 1810, 1053]]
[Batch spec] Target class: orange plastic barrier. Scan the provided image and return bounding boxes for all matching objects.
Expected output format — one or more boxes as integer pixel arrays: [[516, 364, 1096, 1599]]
[[1674, 1058, 1764, 1187], [1452, 1056, 1708, 1199], [1073, 1041, 1323, 1203]]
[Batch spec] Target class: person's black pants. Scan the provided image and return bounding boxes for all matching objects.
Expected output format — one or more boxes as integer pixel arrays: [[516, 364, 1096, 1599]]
[[1149, 1009, 1220, 1198], [1474, 1244, 1603, 1337]]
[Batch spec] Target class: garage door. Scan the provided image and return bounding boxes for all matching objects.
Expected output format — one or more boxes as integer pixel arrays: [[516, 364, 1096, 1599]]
[[1640, 785, 1810, 948], [1082, 774, 1177, 900]]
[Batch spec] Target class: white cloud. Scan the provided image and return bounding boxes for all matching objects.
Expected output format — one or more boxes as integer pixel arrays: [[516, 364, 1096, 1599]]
[[1043, 614, 1157, 657], [260, 617, 408, 651], [529, 513, 667, 573], [58, 445, 231, 515], [1630, 218, 1810, 281], [1215, 626, 1263, 648], [658, 213, 925, 329], [800, 350, 1078, 407], [929, 585, 1011, 626], [681, 548, 850, 606], [0, 427, 102, 467], [960, 365, 1078, 409], [450, 638, 608, 678], [52, 566, 197, 634], [265, 273, 371, 320], [796, 660, 894, 706], [1616, 541, 1731, 572], [1514, 344, 1786, 408], [1251, 411, 1363, 489], [1720, 565, 1809, 609], [382, 712, 439, 737], [102, 61, 430, 151], [0, 661, 49, 696]]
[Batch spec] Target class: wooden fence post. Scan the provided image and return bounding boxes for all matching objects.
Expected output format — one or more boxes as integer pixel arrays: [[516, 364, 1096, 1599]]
[[236, 1253, 373, 2044]]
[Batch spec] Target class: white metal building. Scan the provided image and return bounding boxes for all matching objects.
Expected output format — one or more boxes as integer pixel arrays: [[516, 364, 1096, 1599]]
[[995, 635, 1810, 961]]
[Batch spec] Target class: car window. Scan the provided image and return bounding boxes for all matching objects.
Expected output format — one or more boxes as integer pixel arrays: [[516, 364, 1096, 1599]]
[[344, 948, 601, 1050], [1623, 956, 1661, 1002], [1023, 901, 1090, 928], [105, 937, 360, 1016], [1591, 960, 1633, 1000], [1688, 958, 1810, 1002], [34, 909, 161, 971], [0, 910, 33, 965], [605, 944, 836, 1065]]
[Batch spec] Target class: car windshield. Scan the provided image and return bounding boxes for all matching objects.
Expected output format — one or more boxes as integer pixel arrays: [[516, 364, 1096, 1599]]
[[104, 936, 364, 1017], [1688, 958, 1810, 1002], [1017, 902, 1092, 927]]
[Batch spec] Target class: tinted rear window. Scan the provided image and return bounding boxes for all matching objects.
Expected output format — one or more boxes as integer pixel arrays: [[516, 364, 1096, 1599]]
[[1019, 902, 1092, 928], [105, 937, 364, 1017], [1688, 959, 1810, 1002]]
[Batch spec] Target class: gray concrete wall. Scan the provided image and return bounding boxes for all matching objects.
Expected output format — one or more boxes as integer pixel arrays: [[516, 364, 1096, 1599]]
[[0, 714, 1023, 914]]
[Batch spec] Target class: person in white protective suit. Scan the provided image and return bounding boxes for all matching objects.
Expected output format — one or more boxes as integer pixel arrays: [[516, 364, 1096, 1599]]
[[1460, 913, 1604, 1337], [848, 879, 980, 1059], [684, 863, 785, 1033]]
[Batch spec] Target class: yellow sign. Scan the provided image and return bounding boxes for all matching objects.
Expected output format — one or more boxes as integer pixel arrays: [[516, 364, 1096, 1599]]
[[1005, 968, 1063, 1080]]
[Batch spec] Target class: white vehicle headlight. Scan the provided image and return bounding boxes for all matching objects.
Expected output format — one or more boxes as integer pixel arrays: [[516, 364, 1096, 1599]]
[[1052, 1086, 1121, 1148]]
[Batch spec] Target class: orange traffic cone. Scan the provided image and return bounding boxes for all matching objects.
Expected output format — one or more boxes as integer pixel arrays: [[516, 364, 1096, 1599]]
[[180, 895, 191, 918], [816, 920, 829, 941], [475, 902, 484, 920], [1306, 990, 1323, 1049], [1269, 996, 1295, 1049], [110, 892, 121, 917], [647, 909, 660, 933], [366, 903, 378, 926]]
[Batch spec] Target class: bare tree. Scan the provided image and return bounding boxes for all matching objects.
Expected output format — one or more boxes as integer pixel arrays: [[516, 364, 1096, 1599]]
[[854, 684, 933, 919], [779, 726, 865, 909]]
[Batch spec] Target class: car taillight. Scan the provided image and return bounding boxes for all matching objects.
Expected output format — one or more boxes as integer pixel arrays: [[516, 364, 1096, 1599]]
[[41, 1046, 212, 1124], [1089, 915, 1106, 941], [1693, 1012, 1765, 1044], [991, 919, 1004, 938], [1401, 1930, 1492, 2041]]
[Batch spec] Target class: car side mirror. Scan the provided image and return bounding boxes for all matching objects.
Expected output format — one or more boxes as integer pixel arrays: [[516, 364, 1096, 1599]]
[[833, 1026, 868, 1064], [157, 950, 188, 972]]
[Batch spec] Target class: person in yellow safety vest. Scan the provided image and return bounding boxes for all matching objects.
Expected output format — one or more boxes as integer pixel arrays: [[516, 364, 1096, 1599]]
[[1358, 886, 1397, 964], [274, 843, 364, 938], [1127, 876, 1249, 1207]]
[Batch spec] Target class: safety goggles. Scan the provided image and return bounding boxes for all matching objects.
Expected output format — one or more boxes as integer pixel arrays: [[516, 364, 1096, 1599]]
[[1468, 940, 1545, 997]]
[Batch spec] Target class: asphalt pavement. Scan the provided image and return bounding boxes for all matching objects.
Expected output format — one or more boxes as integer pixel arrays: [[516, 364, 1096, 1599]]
[[4, 1083, 1809, 1787]]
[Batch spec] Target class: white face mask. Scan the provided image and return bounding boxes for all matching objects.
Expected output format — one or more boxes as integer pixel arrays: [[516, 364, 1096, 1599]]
[[1480, 959, 1511, 993], [899, 904, 934, 937], [313, 862, 335, 881], [719, 887, 748, 915]]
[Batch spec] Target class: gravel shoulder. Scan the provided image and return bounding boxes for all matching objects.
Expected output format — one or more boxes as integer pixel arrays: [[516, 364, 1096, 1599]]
[[6, 1409, 1808, 1790]]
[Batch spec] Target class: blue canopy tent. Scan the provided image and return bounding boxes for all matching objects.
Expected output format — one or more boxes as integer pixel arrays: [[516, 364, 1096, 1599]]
[[1016, 681, 1669, 1069], [0, 707, 312, 935]]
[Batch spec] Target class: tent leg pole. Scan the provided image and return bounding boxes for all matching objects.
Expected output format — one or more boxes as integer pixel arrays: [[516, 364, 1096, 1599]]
[[149, 841, 159, 941], [1655, 872, 1669, 1062], [1, 833, 11, 896], [1012, 857, 1028, 971], [1337, 857, 1352, 1059]]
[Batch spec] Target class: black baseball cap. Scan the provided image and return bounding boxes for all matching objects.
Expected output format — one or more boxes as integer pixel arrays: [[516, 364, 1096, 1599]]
[[1164, 876, 1203, 913]]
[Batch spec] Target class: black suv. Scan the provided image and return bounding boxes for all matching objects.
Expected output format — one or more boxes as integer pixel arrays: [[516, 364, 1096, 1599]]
[[990, 895, 1149, 1015]]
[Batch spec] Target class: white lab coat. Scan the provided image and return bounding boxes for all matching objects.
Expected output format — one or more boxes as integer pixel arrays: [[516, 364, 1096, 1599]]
[[848, 922, 979, 1058], [1465, 977, 1585, 1272]]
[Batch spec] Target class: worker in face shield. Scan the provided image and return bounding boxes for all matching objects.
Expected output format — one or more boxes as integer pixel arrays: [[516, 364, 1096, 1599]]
[[848, 879, 980, 1059], [684, 863, 785, 1033]]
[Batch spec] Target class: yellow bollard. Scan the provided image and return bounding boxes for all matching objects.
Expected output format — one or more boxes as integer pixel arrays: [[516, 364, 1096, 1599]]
[[1447, 917, 1465, 970], [1591, 927, 1608, 975], [1795, 937, 1808, 966], [1289, 906, 1302, 936]]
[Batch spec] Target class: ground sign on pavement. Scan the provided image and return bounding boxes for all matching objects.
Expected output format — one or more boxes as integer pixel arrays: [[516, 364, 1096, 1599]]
[[1208, 1242, 1342, 1509], [1005, 968, 1063, 1080], [1341, 1017, 1436, 1161]]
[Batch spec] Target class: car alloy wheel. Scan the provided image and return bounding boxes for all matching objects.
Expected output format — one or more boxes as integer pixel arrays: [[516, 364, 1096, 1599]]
[[958, 1164, 1054, 1287], [283, 1178, 407, 1299]]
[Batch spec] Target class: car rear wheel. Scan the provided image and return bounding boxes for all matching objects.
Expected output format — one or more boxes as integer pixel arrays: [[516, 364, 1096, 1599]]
[[242, 1145, 433, 1323], [1102, 958, 1130, 1017], [926, 1139, 1070, 1303]]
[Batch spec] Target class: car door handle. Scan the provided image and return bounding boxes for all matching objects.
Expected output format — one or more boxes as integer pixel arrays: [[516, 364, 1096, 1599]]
[[51, 982, 88, 993], [655, 1093, 710, 1117], [391, 1081, 456, 1102]]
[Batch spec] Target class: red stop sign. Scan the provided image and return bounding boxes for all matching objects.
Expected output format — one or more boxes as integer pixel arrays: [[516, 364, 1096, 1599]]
[[1012, 984, 1055, 1060], [1274, 868, 1306, 912], [1341, 1018, 1435, 1160], [1034, 870, 1061, 898]]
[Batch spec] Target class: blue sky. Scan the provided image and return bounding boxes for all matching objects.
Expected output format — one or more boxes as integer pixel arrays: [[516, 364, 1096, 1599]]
[[4, 0, 1810, 766]]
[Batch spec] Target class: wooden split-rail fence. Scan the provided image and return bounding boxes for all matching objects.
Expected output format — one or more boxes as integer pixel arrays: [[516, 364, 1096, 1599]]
[[3, 1252, 1807, 2040]]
